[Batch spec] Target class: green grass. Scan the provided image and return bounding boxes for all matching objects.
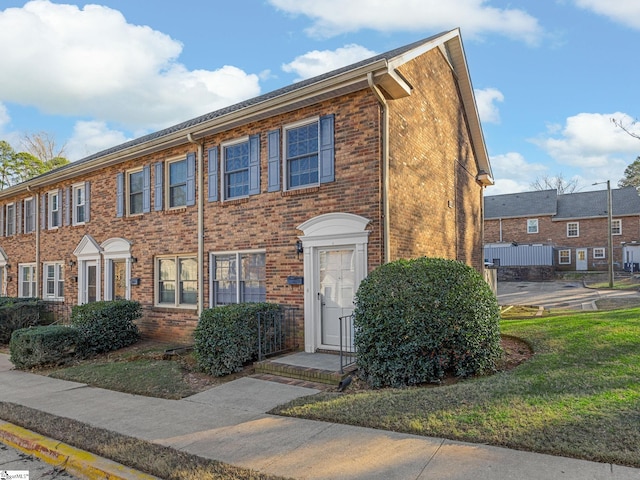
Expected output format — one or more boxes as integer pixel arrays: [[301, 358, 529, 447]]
[[271, 308, 640, 467], [49, 359, 199, 399]]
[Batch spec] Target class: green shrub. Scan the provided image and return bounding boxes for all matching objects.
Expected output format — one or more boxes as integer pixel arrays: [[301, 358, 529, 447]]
[[194, 303, 282, 376], [0, 298, 51, 344], [354, 257, 502, 388], [71, 300, 141, 357], [10, 325, 80, 369]]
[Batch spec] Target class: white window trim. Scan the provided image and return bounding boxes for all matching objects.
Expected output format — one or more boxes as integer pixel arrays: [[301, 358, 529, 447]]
[[6, 203, 15, 236], [593, 248, 606, 259], [126, 167, 144, 216], [165, 157, 187, 210], [282, 116, 320, 192], [559, 249, 571, 265], [155, 254, 198, 309], [612, 219, 622, 236], [48, 190, 60, 229], [18, 263, 37, 298], [221, 136, 250, 201], [567, 222, 579, 238], [42, 261, 65, 301], [527, 218, 538, 234], [23, 197, 35, 234], [72, 182, 86, 226], [209, 249, 266, 307]]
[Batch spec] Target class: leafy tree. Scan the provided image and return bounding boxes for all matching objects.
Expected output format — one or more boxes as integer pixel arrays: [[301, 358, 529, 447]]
[[531, 173, 579, 194], [619, 156, 640, 188], [0, 134, 70, 189]]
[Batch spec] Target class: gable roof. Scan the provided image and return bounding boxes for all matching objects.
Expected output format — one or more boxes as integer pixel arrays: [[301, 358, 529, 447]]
[[484, 186, 640, 220], [484, 189, 557, 219], [0, 28, 490, 197], [555, 186, 640, 219]]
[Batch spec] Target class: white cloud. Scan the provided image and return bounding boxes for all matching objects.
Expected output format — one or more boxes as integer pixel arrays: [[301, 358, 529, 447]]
[[0, 1, 261, 130], [282, 44, 377, 81], [66, 121, 132, 161], [534, 112, 639, 168], [487, 152, 549, 194], [475, 88, 504, 124], [573, 0, 640, 29], [269, 0, 543, 45]]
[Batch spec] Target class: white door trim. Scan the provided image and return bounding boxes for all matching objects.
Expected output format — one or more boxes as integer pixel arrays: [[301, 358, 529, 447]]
[[297, 213, 370, 353], [576, 248, 588, 271]]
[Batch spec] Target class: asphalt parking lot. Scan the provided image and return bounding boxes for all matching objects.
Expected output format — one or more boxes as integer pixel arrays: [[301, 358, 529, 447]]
[[497, 280, 640, 310]]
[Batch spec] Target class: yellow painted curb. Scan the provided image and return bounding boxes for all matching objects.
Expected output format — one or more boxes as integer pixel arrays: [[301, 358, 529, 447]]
[[0, 421, 160, 480]]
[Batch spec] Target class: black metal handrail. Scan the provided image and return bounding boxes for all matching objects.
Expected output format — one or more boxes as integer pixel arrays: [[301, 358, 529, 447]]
[[257, 305, 300, 361], [339, 313, 357, 373]]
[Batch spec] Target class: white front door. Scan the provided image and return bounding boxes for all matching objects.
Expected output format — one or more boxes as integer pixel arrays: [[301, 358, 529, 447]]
[[83, 260, 98, 303], [576, 248, 588, 270], [318, 248, 355, 348]]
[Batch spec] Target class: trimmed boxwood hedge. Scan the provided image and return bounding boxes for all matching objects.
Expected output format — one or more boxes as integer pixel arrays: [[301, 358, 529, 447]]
[[10, 325, 80, 369], [70, 300, 141, 357], [354, 257, 502, 388], [194, 303, 282, 376]]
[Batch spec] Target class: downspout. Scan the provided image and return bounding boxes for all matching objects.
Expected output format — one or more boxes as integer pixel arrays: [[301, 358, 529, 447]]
[[27, 186, 40, 292], [368, 72, 391, 263], [499, 218, 503, 242], [187, 133, 204, 317]]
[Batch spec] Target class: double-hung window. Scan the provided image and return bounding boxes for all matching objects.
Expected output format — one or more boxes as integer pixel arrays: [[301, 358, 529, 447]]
[[567, 222, 579, 238], [283, 115, 334, 191], [559, 249, 571, 265], [23, 198, 35, 234], [612, 219, 622, 235], [223, 139, 250, 199], [211, 251, 266, 306], [19, 264, 37, 298], [5, 203, 15, 236], [167, 159, 187, 208], [73, 183, 86, 225], [157, 255, 197, 307], [43, 262, 64, 300], [128, 169, 144, 215], [593, 248, 606, 259], [48, 190, 60, 228], [527, 219, 538, 234]]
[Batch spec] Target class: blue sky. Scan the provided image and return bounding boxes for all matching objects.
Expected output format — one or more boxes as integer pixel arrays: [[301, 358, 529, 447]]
[[1, 0, 639, 195]]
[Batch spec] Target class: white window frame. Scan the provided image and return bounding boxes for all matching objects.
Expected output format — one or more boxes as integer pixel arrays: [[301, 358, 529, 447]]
[[6, 203, 15, 236], [18, 263, 37, 298], [527, 218, 538, 234], [221, 136, 250, 201], [72, 183, 86, 225], [165, 158, 187, 209], [209, 250, 266, 306], [155, 254, 198, 308], [567, 222, 579, 238], [23, 197, 35, 234], [593, 248, 606, 259], [283, 116, 320, 191], [48, 190, 60, 229], [126, 167, 144, 216], [559, 249, 571, 265], [43, 262, 64, 301], [611, 219, 622, 236]]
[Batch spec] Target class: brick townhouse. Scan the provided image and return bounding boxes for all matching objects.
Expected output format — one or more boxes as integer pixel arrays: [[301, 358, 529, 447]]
[[0, 29, 493, 346], [484, 187, 640, 271]]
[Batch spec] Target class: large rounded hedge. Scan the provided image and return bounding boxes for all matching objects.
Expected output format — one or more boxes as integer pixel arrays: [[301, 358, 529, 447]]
[[354, 257, 501, 388]]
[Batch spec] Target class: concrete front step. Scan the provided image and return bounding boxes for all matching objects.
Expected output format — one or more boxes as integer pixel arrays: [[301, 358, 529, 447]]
[[254, 356, 355, 386]]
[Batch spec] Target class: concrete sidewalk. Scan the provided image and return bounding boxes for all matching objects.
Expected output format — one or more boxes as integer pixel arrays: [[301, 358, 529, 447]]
[[0, 354, 638, 480]]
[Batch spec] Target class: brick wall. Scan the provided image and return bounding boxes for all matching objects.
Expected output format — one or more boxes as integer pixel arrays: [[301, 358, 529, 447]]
[[388, 48, 484, 270]]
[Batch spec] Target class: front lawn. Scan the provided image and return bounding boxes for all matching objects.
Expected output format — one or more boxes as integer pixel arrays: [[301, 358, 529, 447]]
[[271, 308, 640, 467]]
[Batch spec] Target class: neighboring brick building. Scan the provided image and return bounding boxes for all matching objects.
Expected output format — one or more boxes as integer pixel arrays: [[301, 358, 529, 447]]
[[0, 29, 493, 346], [484, 187, 640, 272]]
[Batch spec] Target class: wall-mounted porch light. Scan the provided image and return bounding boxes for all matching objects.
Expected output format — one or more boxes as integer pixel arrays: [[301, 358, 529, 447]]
[[68, 260, 76, 267], [296, 240, 304, 260]]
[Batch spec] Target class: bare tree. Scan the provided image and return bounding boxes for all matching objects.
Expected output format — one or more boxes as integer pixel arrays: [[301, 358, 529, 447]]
[[611, 117, 640, 140], [530, 173, 579, 195], [20, 131, 67, 163]]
